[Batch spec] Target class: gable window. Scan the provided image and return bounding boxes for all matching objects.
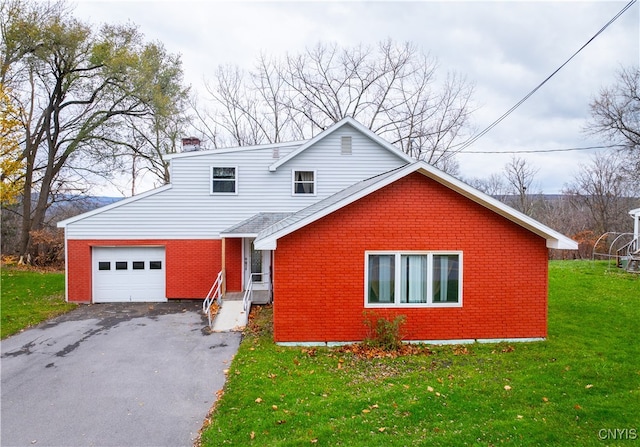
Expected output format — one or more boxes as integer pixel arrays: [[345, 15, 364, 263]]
[[293, 170, 315, 195], [211, 167, 237, 194], [365, 252, 461, 307]]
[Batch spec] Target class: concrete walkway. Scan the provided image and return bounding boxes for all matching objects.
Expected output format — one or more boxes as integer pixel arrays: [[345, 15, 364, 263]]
[[1, 301, 241, 447], [212, 300, 249, 332]]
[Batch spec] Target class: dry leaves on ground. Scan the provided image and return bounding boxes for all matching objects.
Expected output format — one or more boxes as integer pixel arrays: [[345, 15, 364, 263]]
[[338, 343, 432, 359]]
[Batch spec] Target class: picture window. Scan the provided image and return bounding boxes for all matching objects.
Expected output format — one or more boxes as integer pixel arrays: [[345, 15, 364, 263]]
[[366, 252, 461, 307]]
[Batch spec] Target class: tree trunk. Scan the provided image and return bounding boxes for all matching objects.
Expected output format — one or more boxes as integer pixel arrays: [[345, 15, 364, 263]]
[[18, 141, 36, 259]]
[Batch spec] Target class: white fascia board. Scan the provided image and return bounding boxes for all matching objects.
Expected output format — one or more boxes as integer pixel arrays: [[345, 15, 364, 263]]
[[255, 161, 578, 251], [166, 140, 304, 160], [256, 239, 277, 250], [56, 185, 172, 228], [219, 232, 258, 238], [629, 208, 640, 217], [268, 117, 413, 172]]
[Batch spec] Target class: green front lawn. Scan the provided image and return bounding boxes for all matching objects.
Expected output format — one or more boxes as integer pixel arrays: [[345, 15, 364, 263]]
[[1, 267, 76, 338], [201, 261, 639, 446]]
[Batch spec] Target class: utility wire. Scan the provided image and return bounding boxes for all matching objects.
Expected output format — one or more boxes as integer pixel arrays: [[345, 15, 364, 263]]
[[461, 144, 626, 154], [445, 0, 637, 159]]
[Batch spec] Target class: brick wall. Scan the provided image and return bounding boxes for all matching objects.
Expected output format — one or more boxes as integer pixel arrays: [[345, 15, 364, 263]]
[[272, 172, 549, 343], [65, 239, 242, 302]]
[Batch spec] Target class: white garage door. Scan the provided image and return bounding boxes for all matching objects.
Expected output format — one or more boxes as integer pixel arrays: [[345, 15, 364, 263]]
[[93, 247, 166, 302]]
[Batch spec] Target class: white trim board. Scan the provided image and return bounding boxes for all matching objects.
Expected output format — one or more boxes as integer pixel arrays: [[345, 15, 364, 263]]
[[276, 337, 546, 347]]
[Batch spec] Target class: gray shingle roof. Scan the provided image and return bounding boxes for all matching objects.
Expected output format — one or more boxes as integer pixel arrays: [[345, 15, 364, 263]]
[[255, 165, 406, 242], [254, 161, 578, 251], [221, 212, 293, 236]]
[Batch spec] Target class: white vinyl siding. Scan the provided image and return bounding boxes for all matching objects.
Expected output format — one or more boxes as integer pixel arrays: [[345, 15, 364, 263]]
[[61, 125, 409, 240], [365, 251, 462, 307]]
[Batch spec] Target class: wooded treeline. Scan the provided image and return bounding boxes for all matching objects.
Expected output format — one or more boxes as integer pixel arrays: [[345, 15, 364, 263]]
[[1, 0, 638, 266]]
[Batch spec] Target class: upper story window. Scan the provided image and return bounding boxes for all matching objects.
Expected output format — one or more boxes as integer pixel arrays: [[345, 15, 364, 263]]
[[293, 170, 315, 195], [211, 167, 237, 194], [365, 251, 462, 307]]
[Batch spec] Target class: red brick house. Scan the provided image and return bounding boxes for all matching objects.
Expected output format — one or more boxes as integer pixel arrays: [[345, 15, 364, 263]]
[[58, 118, 577, 344]]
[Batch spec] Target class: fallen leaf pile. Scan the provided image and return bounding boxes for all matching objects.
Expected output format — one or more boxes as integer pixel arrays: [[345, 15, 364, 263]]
[[338, 343, 432, 359]]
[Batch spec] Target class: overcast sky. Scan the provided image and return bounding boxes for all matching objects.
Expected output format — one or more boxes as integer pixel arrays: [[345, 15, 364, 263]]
[[73, 0, 639, 194]]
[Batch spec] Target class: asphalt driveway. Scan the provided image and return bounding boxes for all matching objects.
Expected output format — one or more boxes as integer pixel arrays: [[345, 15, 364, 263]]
[[1, 301, 241, 447]]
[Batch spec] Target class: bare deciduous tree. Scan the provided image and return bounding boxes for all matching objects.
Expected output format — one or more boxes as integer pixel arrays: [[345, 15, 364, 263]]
[[466, 173, 506, 200], [503, 156, 541, 216], [563, 151, 638, 235], [587, 66, 640, 179], [195, 40, 475, 173]]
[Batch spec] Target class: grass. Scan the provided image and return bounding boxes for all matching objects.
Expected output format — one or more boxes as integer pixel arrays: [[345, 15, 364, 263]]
[[1, 267, 76, 338], [201, 261, 639, 446]]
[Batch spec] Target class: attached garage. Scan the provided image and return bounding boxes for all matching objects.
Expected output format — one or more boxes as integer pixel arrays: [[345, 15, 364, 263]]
[[92, 246, 166, 302]]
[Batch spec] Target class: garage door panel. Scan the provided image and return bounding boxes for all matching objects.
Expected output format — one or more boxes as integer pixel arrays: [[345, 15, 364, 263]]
[[93, 247, 166, 302]]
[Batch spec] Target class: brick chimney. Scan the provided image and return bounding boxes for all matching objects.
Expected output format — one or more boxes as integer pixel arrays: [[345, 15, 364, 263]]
[[181, 137, 201, 152]]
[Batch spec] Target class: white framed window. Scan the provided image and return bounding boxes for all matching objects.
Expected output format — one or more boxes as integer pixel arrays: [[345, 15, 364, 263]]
[[292, 170, 316, 195], [365, 251, 462, 307], [211, 166, 237, 194]]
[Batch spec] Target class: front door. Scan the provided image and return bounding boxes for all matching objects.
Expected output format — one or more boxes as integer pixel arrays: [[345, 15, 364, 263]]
[[243, 238, 271, 291]]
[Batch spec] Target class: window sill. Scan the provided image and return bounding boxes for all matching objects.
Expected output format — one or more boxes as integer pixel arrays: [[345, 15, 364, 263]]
[[365, 303, 462, 309]]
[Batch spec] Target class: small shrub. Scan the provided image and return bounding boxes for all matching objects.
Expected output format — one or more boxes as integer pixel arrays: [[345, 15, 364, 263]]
[[362, 312, 406, 351]]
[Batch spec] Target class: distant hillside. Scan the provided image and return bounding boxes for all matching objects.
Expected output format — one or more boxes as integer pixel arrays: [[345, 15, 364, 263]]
[[47, 195, 124, 223]]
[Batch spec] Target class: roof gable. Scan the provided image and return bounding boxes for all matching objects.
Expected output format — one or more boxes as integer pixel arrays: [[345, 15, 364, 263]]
[[254, 161, 578, 251], [268, 117, 414, 172], [57, 185, 172, 228]]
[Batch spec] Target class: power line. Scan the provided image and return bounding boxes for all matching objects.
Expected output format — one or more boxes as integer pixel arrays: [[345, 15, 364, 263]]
[[460, 144, 626, 154], [445, 0, 637, 159]]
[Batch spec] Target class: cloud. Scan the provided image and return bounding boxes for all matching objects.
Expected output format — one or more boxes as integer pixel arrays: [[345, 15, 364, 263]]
[[74, 0, 639, 193]]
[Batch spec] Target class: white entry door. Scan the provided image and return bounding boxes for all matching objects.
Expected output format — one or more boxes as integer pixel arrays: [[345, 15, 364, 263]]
[[92, 246, 166, 302], [243, 238, 271, 291]]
